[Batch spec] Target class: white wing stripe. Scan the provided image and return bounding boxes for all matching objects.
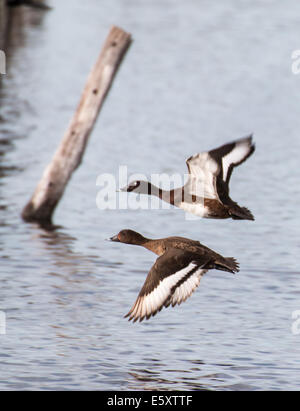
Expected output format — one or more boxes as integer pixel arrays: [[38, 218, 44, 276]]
[[186, 153, 219, 200], [169, 268, 206, 306], [222, 141, 252, 182], [127, 262, 199, 321]]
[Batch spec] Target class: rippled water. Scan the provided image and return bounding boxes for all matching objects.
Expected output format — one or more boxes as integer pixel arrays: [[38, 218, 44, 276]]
[[1, 0, 300, 391]]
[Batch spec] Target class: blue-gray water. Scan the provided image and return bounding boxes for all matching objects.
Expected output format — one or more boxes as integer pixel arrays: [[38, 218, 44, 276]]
[[0, 0, 300, 390]]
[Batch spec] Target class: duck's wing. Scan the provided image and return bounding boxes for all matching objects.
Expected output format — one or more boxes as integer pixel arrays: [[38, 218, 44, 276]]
[[209, 134, 255, 187], [124, 249, 208, 322], [185, 150, 219, 200], [186, 134, 255, 200]]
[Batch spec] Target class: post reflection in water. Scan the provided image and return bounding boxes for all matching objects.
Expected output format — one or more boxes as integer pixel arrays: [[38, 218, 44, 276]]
[[0, 0, 300, 391]]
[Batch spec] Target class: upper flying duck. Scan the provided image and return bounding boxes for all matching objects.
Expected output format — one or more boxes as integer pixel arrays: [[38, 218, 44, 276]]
[[122, 135, 255, 220], [110, 229, 239, 322]]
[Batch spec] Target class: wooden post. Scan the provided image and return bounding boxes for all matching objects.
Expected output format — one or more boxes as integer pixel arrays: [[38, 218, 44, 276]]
[[0, 0, 8, 50], [22, 25, 132, 225]]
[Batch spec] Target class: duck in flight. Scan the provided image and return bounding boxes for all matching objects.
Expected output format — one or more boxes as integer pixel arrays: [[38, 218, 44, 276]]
[[110, 229, 239, 322], [121, 135, 255, 220]]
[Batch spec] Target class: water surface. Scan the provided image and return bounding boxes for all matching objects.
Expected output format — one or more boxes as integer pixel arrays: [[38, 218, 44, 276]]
[[0, 0, 300, 390]]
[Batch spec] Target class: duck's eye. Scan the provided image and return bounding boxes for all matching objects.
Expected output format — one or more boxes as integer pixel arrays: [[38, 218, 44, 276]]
[[128, 181, 139, 191]]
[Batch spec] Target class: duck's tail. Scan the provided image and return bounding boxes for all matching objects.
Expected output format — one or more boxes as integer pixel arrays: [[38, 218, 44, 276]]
[[214, 257, 240, 274], [229, 205, 254, 221]]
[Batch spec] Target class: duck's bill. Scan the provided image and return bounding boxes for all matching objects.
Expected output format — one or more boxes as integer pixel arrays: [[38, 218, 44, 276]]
[[109, 235, 120, 242]]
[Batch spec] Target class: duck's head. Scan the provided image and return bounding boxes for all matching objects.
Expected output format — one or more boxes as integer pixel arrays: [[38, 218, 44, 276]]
[[120, 180, 151, 194], [109, 229, 147, 245]]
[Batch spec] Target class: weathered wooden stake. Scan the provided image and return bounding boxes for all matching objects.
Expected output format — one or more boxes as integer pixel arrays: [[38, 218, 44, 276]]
[[22, 25, 132, 225], [0, 0, 8, 50]]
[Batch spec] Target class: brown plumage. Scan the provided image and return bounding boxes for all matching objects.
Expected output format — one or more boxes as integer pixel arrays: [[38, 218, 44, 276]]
[[110, 230, 239, 322], [121, 135, 255, 220]]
